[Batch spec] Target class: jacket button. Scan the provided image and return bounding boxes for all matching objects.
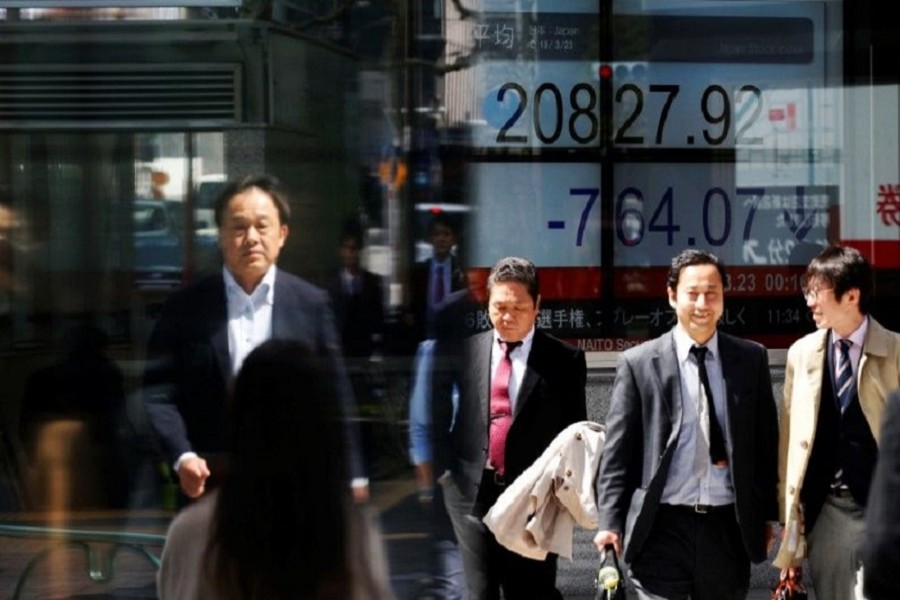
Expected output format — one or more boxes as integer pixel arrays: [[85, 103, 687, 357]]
[[788, 486, 796, 495], [575, 433, 582, 441], [565, 469, 572, 477], [800, 440, 809, 450]]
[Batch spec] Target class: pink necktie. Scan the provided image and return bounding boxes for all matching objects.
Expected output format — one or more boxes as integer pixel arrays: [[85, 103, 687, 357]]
[[489, 340, 521, 476]]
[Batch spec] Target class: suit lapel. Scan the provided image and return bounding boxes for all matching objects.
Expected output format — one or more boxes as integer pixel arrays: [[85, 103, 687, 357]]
[[806, 330, 827, 416], [653, 331, 681, 429], [271, 270, 308, 342], [718, 333, 741, 445], [472, 332, 493, 428], [514, 331, 543, 417], [207, 276, 231, 382]]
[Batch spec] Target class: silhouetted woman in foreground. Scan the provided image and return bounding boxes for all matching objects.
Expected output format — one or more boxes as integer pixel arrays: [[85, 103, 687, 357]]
[[158, 339, 394, 599]]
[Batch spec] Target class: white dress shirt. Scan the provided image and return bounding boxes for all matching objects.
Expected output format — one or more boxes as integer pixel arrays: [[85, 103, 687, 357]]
[[491, 326, 535, 413]]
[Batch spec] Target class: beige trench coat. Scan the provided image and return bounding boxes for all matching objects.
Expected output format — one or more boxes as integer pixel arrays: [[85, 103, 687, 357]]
[[775, 317, 900, 568]]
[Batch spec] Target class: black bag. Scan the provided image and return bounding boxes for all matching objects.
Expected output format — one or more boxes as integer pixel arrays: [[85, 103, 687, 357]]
[[594, 544, 626, 600], [771, 566, 808, 600]]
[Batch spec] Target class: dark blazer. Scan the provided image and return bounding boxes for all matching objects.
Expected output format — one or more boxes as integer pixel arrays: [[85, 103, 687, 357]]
[[410, 256, 466, 342], [433, 328, 587, 502], [142, 269, 364, 479], [863, 388, 900, 600], [595, 328, 779, 564], [328, 269, 384, 359]]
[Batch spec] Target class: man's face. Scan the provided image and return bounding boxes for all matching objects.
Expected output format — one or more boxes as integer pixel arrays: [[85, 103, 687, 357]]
[[430, 223, 455, 261], [667, 263, 724, 345], [218, 187, 288, 291], [339, 238, 361, 272], [805, 277, 860, 333], [488, 281, 540, 343]]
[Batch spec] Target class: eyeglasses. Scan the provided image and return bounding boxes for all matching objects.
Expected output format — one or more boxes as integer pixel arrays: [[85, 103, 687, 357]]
[[802, 286, 833, 302]]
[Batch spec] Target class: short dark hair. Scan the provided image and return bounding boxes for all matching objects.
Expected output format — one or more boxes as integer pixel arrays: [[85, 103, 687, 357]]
[[339, 217, 363, 247], [211, 339, 348, 598], [666, 249, 727, 291], [214, 173, 292, 228], [803, 245, 873, 314], [487, 256, 539, 304], [428, 212, 456, 236]]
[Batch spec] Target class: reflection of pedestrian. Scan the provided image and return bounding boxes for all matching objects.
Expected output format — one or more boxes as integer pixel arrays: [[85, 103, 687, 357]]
[[142, 174, 367, 503], [408, 213, 465, 345], [776, 246, 900, 600], [328, 219, 385, 398], [433, 256, 586, 599], [594, 249, 778, 599], [409, 288, 480, 600], [409, 338, 466, 599], [19, 323, 129, 509], [328, 218, 386, 477], [862, 388, 900, 599], [158, 340, 394, 600]]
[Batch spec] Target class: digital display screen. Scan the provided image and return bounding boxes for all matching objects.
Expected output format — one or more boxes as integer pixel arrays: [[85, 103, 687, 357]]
[[609, 1, 828, 150], [462, 0, 846, 350], [468, 162, 601, 268], [469, 1, 601, 149], [613, 163, 834, 267]]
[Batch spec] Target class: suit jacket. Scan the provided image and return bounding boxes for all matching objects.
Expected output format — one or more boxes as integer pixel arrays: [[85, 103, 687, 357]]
[[862, 388, 900, 600], [595, 328, 778, 564], [775, 317, 900, 568], [142, 269, 365, 479], [432, 328, 587, 506], [328, 269, 384, 359], [410, 256, 466, 342]]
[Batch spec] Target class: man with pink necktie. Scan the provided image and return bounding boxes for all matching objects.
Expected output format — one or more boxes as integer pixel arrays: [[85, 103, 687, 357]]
[[432, 256, 586, 599]]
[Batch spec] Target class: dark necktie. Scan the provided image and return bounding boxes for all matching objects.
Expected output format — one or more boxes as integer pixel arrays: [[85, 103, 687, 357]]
[[831, 340, 854, 490], [489, 340, 522, 477], [689, 345, 728, 467], [434, 264, 445, 306], [835, 338, 854, 411]]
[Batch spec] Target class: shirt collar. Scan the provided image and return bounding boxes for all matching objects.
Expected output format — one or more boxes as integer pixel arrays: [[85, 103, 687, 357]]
[[432, 256, 452, 269], [223, 265, 277, 305], [673, 324, 719, 364], [832, 316, 868, 349], [493, 325, 536, 355]]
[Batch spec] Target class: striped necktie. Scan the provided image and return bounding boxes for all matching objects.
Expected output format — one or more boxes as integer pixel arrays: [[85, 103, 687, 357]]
[[835, 338, 854, 411]]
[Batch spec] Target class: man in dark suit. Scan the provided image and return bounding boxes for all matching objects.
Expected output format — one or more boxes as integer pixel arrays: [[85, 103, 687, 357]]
[[594, 249, 778, 600], [328, 219, 385, 478], [863, 388, 900, 600], [433, 256, 587, 599], [408, 212, 466, 344], [142, 174, 366, 502], [328, 219, 384, 363]]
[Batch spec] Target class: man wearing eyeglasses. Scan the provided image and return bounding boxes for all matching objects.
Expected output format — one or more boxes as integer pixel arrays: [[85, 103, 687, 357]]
[[775, 245, 900, 600]]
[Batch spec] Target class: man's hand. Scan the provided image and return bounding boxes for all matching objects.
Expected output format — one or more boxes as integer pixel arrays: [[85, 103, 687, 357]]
[[593, 530, 622, 557], [177, 456, 210, 498], [414, 462, 434, 506], [352, 483, 370, 504]]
